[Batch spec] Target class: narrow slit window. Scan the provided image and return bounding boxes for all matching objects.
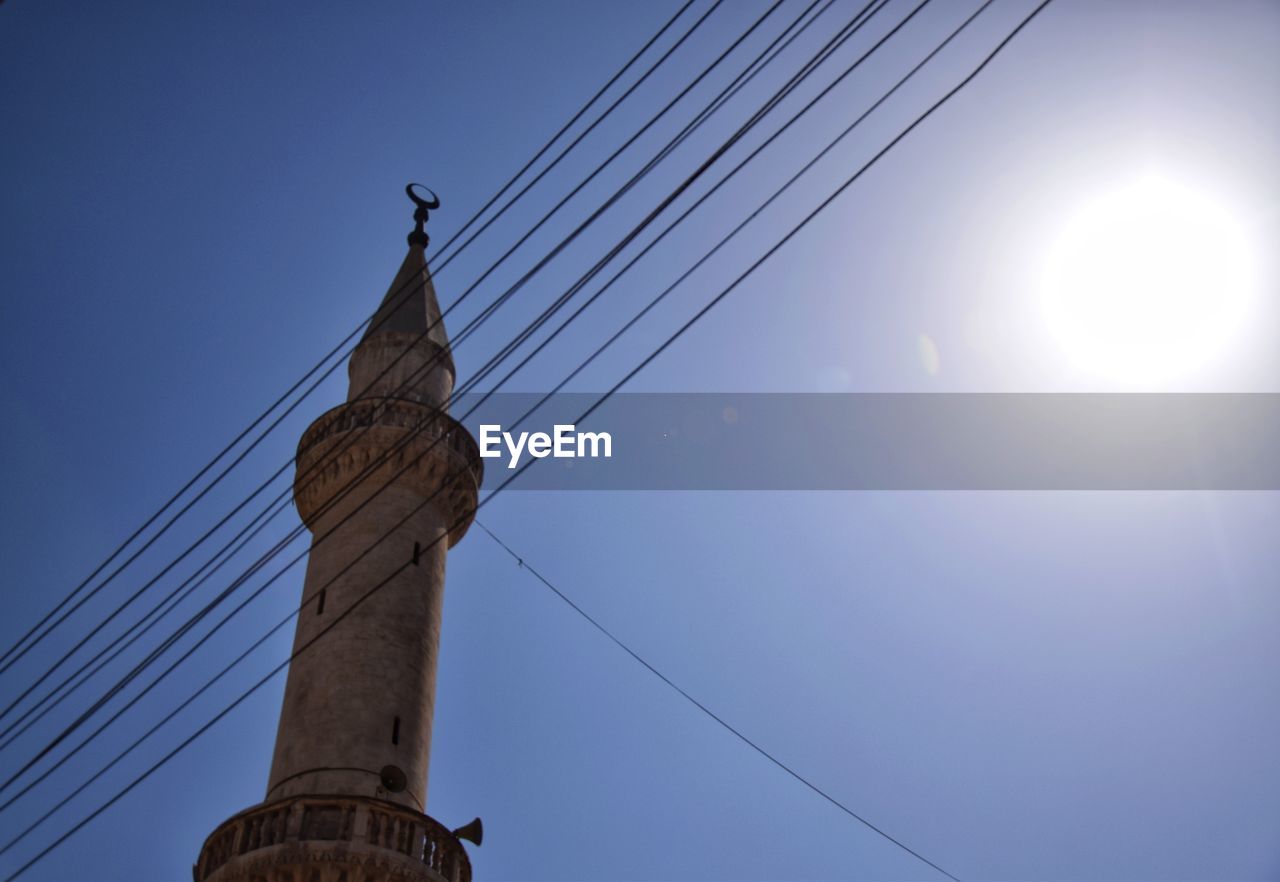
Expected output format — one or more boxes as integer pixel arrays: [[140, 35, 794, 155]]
[[391, 716, 401, 745], [315, 589, 326, 615]]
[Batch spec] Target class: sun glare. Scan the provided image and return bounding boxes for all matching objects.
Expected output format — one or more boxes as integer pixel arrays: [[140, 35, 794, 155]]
[[1042, 175, 1254, 384]]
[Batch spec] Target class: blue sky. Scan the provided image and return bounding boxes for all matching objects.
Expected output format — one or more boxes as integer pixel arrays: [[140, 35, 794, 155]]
[[1, 1, 1277, 880]]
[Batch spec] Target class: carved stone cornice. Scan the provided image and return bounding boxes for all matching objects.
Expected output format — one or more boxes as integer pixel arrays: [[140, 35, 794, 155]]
[[194, 795, 471, 882], [293, 397, 481, 544]]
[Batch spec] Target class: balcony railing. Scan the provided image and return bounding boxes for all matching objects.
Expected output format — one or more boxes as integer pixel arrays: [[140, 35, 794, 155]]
[[195, 795, 471, 882], [297, 396, 482, 490]]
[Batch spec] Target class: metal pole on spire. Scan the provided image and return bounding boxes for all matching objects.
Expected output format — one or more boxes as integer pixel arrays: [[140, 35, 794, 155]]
[[406, 183, 440, 247]]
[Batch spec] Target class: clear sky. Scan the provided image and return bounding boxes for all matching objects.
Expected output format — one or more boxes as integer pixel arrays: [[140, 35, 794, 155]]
[[1, 1, 1278, 880]]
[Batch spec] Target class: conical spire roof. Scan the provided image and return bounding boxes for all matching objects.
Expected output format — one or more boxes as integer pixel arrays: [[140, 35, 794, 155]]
[[361, 240, 450, 353]]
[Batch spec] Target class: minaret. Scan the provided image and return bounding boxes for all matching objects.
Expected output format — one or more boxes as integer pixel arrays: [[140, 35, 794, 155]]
[[195, 186, 483, 882]]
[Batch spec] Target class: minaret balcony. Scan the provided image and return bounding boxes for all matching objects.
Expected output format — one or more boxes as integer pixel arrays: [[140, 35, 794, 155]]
[[194, 794, 472, 882], [293, 397, 482, 545]]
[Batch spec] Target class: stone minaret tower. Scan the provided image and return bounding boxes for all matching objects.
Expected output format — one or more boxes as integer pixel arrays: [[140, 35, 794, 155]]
[[195, 186, 483, 882]]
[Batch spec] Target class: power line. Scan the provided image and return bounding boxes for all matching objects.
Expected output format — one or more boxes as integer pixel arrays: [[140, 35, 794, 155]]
[[0, 338, 343, 674], [475, 520, 960, 880], [428, 0, 725, 274], [275, 0, 891, 526], [412, 0, 875, 409], [0, 0, 741, 734], [488, 0, 996, 403], [409, 0, 790, 362], [0, 0, 705, 680], [0, 0, 721, 688], [3, 0, 939, 813], [426, 0, 700, 267], [5, 0, 956, 818], [444, 0, 878, 394], [471, 0, 934, 395], [1, 2, 1055, 875], [0, 0, 853, 777], [0, 496, 295, 752], [4, 0, 893, 820]]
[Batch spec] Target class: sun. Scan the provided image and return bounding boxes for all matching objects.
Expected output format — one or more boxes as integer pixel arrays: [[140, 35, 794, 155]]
[[1042, 175, 1254, 384]]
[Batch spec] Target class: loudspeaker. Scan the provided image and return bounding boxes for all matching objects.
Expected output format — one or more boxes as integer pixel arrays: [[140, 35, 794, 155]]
[[379, 764, 407, 793], [452, 817, 483, 846]]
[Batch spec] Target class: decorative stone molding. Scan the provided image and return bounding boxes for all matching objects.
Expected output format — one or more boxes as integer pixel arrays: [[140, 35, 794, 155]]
[[194, 795, 471, 882], [349, 331, 456, 390], [294, 397, 482, 545]]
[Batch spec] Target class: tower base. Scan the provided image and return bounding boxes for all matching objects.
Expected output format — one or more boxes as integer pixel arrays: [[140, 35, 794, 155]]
[[195, 795, 471, 882]]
